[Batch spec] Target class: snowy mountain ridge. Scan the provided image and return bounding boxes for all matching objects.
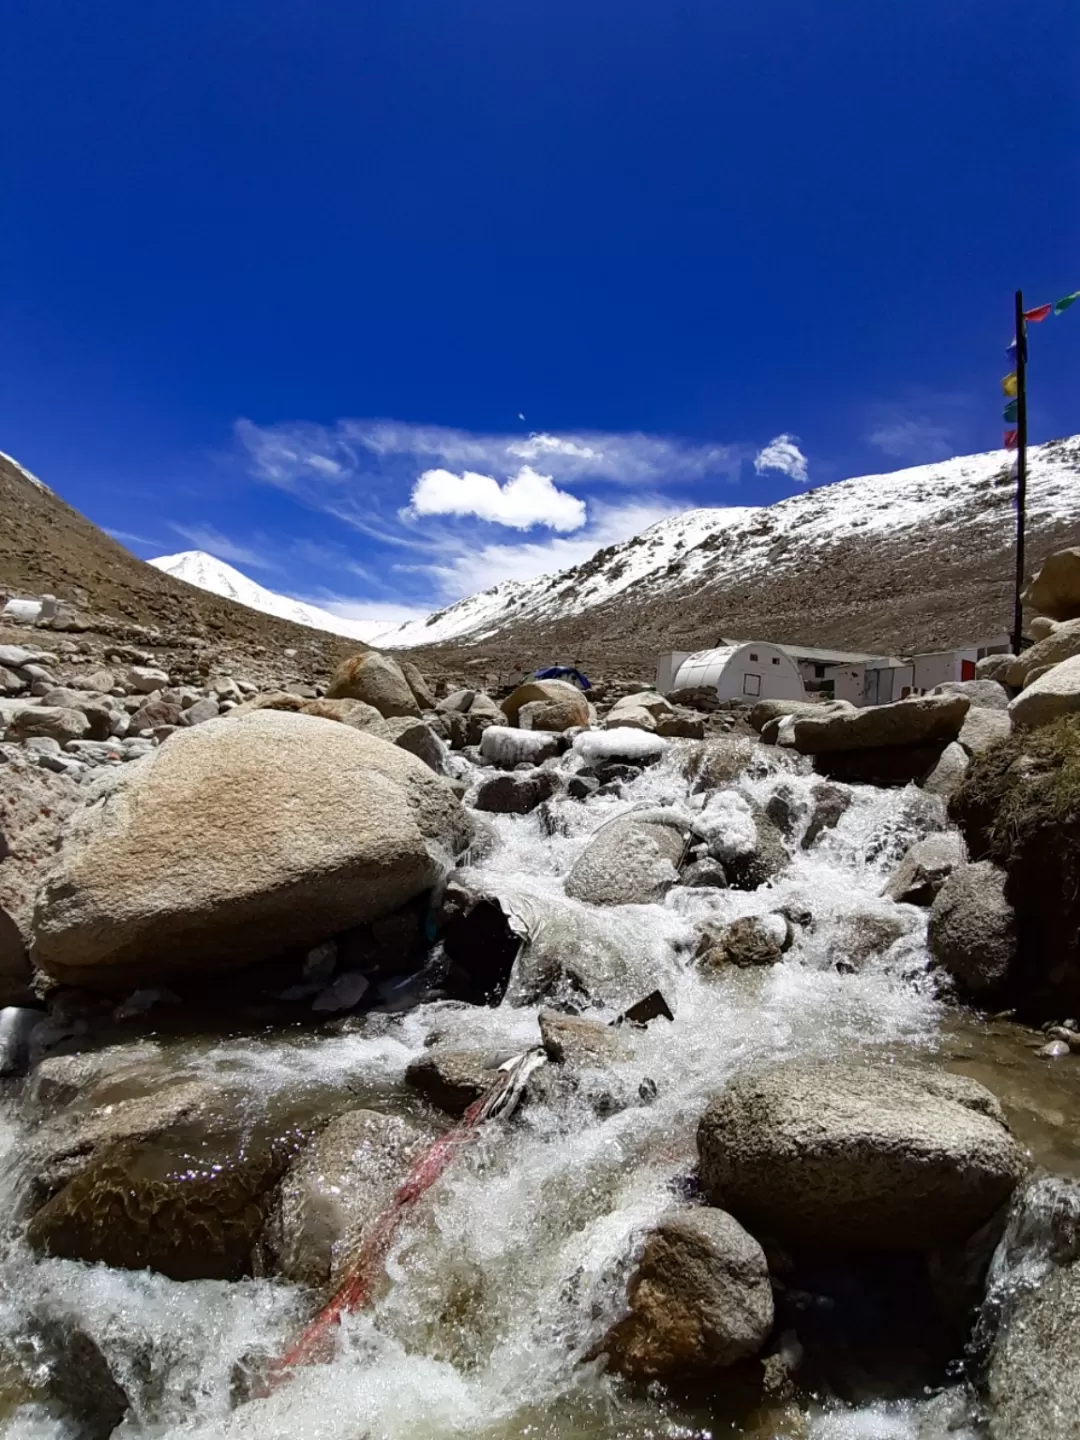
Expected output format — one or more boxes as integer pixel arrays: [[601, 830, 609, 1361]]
[[150, 437, 1080, 657]]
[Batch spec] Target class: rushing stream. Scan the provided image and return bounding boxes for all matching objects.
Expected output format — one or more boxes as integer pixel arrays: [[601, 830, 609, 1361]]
[[0, 739, 1076, 1440]]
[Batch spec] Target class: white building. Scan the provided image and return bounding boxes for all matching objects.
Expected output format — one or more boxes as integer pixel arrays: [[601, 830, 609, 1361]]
[[657, 643, 806, 703], [656, 633, 1011, 707]]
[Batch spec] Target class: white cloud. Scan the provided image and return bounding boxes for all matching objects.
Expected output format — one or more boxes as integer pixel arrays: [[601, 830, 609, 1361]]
[[311, 597, 434, 625], [867, 418, 954, 463], [420, 498, 681, 598], [107, 527, 157, 547], [754, 434, 809, 485], [169, 523, 279, 571], [409, 464, 587, 532]]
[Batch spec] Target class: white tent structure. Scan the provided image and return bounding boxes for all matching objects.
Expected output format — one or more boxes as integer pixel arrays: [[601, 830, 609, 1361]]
[[659, 643, 805, 703]]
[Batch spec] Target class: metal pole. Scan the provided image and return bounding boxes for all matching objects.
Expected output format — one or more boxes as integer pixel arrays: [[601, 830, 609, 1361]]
[[1012, 289, 1029, 655]]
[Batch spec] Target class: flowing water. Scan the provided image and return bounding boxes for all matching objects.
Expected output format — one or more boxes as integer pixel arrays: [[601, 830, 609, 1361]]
[[0, 743, 1075, 1440]]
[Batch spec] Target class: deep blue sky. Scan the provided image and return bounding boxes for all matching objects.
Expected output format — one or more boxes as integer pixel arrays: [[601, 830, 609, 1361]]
[[4, 0, 1077, 621]]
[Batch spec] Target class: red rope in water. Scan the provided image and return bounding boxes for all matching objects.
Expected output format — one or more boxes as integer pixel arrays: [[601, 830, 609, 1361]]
[[264, 1082, 506, 1390]]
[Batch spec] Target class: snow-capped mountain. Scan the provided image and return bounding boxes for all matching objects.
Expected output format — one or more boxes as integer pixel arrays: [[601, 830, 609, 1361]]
[[380, 437, 1080, 654], [150, 436, 1080, 665], [149, 552, 408, 646]]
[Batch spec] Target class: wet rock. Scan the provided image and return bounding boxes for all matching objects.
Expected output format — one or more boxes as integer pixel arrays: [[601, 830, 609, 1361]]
[[928, 861, 1017, 996], [680, 857, 728, 888], [479, 725, 563, 770], [326, 652, 420, 718], [802, 782, 852, 848], [567, 774, 599, 800], [958, 705, 1012, 756], [828, 908, 910, 970], [686, 737, 758, 787], [1009, 653, 1080, 729], [265, 1109, 432, 1290], [32, 711, 474, 989], [0, 1004, 40, 1074], [474, 769, 559, 815], [0, 906, 32, 1005], [8, 705, 91, 744], [27, 1132, 295, 1281], [573, 729, 667, 767], [538, 1010, 624, 1066], [12, 1311, 129, 1440], [602, 1208, 774, 1380], [697, 1058, 1026, 1249], [920, 740, 970, 799], [382, 715, 445, 773], [749, 698, 856, 732], [764, 783, 805, 838], [565, 814, 688, 906], [791, 694, 970, 754], [698, 913, 790, 970], [698, 793, 787, 890], [501, 680, 589, 731], [883, 832, 967, 906], [931, 679, 1011, 710], [404, 1046, 503, 1115]]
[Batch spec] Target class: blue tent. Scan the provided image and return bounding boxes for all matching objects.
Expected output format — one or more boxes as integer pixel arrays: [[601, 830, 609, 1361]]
[[533, 665, 592, 690]]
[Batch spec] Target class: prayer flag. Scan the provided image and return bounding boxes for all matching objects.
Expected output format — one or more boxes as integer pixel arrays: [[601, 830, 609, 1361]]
[[1001, 373, 1017, 397], [1004, 430, 1019, 450], [1003, 398, 1018, 423], [1024, 303, 1053, 323], [1054, 291, 1080, 316]]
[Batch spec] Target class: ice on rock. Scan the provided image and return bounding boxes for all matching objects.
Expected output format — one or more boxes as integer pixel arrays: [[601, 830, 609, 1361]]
[[694, 790, 758, 859], [572, 728, 668, 764], [479, 725, 561, 769]]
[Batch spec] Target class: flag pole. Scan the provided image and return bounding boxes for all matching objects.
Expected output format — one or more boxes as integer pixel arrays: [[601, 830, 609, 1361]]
[[1012, 288, 1029, 655]]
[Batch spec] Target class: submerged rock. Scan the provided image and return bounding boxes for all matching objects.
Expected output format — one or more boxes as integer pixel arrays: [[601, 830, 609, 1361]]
[[697, 1058, 1026, 1249], [265, 1109, 433, 1290], [602, 1208, 774, 1380], [474, 769, 559, 816], [32, 711, 473, 988], [698, 913, 790, 970], [404, 1046, 504, 1115]]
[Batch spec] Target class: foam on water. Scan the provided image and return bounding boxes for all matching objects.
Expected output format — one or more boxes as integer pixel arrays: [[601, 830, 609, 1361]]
[[0, 744, 974, 1439]]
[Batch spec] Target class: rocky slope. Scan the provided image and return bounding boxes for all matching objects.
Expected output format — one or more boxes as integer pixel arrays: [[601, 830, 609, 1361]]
[[0, 452, 364, 689]]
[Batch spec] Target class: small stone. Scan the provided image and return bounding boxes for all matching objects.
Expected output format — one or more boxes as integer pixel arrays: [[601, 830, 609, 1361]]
[[23, 735, 62, 758], [8, 706, 91, 744], [125, 665, 170, 693], [182, 696, 220, 726]]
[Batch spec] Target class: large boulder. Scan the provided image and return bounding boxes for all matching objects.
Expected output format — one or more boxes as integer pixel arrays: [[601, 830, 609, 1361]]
[[31, 711, 474, 989], [382, 715, 445, 773], [927, 861, 1016, 995], [500, 680, 589, 731], [976, 653, 1018, 685], [325, 652, 420, 718], [1022, 546, 1080, 621], [698, 913, 790, 970], [399, 660, 436, 711], [882, 832, 966, 906], [265, 1109, 432, 1290], [749, 698, 854, 732], [790, 694, 969, 754], [1006, 619, 1080, 688], [601, 1208, 774, 1380], [1009, 654, 1080, 729], [988, 1257, 1080, 1440], [920, 740, 970, 799], [565, 815, 688, 906], [931, 679, 1010, 711], [697, 1059, 1025, 1248]]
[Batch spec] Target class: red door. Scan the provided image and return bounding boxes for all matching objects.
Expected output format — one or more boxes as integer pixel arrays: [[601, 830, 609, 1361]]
[[960, 659, 976, 681]]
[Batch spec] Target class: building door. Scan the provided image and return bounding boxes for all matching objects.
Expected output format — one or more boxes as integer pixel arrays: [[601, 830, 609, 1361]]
[[960, 659, 976, 681]]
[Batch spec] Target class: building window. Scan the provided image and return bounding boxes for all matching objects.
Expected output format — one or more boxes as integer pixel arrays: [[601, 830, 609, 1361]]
[[771, 657, 780, 665], [749, 652, 758, 661], [743, 673, 761, 696], [814, 664, 826, 679]]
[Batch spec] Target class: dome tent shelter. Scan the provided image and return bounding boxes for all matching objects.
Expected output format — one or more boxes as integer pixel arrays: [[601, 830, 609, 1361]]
[[658, 643, 805, 703]]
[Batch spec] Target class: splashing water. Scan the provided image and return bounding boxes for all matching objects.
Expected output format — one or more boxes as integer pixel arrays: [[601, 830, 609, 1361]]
[[0, 743, 1004, 1440]]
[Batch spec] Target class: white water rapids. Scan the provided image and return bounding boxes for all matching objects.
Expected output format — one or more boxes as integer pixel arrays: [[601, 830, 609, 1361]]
[[0, 741, 1054, 1440]]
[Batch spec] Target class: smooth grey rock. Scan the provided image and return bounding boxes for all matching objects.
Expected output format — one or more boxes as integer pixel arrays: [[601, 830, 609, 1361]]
[[382, 715, 445, 773], [958, 705, 1012, 756], [125, 665, 169, 693], [791, 694, 969, 754], [565, 814, 688, 906], [920, 740, 970, 799], [8, 706, 90, 744], [928, 861, 1016, 994], [931, 678, 1011, 710], [697, 1058, 1026, 1248], [1009, 653, 1080, 729], [326, 653, 420, 718], [182, 696, 220, 726]]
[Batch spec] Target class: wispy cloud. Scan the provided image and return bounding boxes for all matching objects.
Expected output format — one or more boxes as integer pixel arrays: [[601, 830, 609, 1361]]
[[409, 465, 587, 532], [866, 417, 955, 463], [107, 526, 158, 547], [754, 434, 810, 484], [169, 523, 280, 572]]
